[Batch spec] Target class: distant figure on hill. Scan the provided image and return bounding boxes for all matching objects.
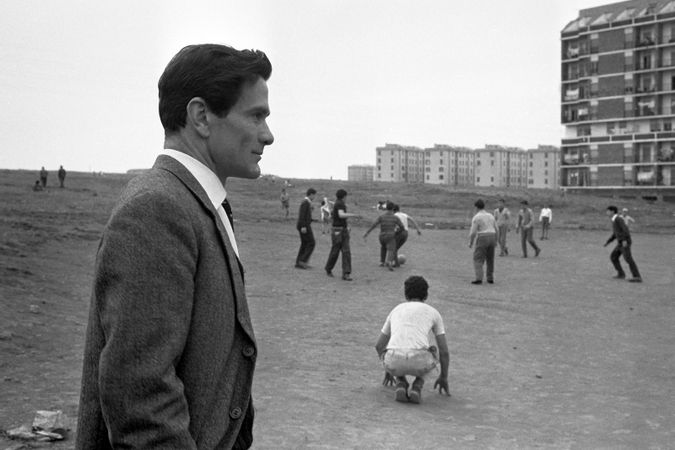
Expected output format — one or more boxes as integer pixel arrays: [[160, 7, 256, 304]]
[[39, 166, 48, 188], [469, 199, 498, 285], [539, 205, 552, 240], [516, 200, 541, 258], [295, 188, 316, 269], [392, 204, 422, 266], [493, 199, 511, 256], [280, 188, 290, 218], [604, 205, 642, 283], [58, 165, 67, 188], [375, 276, 450, 404], [32, 180, 43, 191], [621, 207, 635, 230], [363, 201, 404, 271]]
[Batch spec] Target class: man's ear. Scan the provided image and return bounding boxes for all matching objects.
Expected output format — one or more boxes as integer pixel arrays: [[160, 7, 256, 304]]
[[186, 97, 210, 138]]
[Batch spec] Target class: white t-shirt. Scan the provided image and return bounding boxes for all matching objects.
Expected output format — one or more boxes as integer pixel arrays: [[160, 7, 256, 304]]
[[394, 212, 410, 230], [381, 301, 445, 350]]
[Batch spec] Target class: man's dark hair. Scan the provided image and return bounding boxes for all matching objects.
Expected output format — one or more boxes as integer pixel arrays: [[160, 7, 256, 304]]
[[392, 203, 400, 212], [306, 188, 317, 196], [158, 44, 272, 132], [404, 276, 429, 301], [336, 189, 347, 200], [385, 201, 395, 211], [607, 205, 618, 214], [474, 199, 485, 209]]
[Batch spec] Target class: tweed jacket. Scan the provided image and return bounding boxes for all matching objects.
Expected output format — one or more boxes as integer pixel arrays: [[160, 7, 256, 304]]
[[76, 155, 257, 449]]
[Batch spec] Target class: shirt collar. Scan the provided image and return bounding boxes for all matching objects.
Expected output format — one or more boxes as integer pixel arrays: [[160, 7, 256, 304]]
[[611, 214, 618, 222], [160, 149, 227, 209]]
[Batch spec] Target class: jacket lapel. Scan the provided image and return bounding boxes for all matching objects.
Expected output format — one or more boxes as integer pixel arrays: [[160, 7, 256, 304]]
[[153, 155, 256, 342]]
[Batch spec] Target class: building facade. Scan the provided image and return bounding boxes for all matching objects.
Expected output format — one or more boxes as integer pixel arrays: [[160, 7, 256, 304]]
[[474, 145, 529, 188], [423, 144, 475, 186], [375, 144, 425, 183], [347, 164, 374, 182], [562, 0, 675, 190], [527, 145, 560, 189]]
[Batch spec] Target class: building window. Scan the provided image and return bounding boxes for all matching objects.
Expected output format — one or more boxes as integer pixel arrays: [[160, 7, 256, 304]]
[[440, 159, 443, 165], [490, 176, 494, 183], [545, 153, 548, 158], [529, 161, 533, 167], [530, 153, 534, 159], [390, 158, 394, 163], [545, 161, 548, 167], [476, 160, 481, 166], [438, 167, 444, 172], [378, 173, 381, 178], [491, 160, 495, 166], [439, 174, 444, 180], [477, 177, 480, 182], [545, 179, 548, 184], [545, 170, 549, 175]]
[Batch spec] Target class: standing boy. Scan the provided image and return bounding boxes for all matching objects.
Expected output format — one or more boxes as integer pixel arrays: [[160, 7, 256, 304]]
[[493, 199, 510, 256], [295, 188, 316, 269], [604, 205, 642, 282], [516, 200, 541, 258], [469, 199, 499, 284], [325, 189, 359, 280]]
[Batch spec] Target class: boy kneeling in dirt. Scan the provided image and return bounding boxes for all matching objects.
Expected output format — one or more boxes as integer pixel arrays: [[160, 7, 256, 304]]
[[375, 276, 450, 403]]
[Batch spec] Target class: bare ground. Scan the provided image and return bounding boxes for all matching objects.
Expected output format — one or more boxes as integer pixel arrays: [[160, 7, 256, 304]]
[[1, 172, 674, 449]]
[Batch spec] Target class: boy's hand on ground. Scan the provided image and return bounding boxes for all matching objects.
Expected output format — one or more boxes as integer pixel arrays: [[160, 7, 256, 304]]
[[382, 372, 396, 387], [434, 377, 451, 396]]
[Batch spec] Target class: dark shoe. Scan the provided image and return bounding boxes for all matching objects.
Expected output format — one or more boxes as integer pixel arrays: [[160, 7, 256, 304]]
[[471, 280, 482, 285], [487, 280, 494, 284], [522, 255, 528, 258], [504, 248, 508, 255], [379, 262, 385, 267], [326, 270, 334, 277], [342, 274, 353, 281], [535, 248, 541, 257], [498, 253, 505, 257], [613, 274, 626, 279], [294, 264, 306, 269], [394, 380, 408, 402], [628, 277, 643, 283]]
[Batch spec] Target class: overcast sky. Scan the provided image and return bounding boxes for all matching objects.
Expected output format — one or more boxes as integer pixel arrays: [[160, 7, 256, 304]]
[[0, 0, 611, 179]]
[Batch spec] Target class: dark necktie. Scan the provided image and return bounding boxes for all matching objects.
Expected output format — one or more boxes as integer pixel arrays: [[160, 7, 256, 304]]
[[222, 198, 234, 230]]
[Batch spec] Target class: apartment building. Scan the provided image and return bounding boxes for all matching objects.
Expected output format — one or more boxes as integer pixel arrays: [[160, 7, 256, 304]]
[[375, 144, 425, 183], [474, 145, 529, 188], [423, 144, 475, 186], [561, 0, 675, 190], [527, 145, 560, 189], [347, 165, 374, 182]]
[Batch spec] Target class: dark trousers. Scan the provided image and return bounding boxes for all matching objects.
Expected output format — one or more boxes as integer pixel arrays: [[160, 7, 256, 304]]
[[325, 228, 351, 275], [520, 227, 539, 256], [378, 232, 397, 266], [296, 227, 315, 264], [610, 241, 641, 278], [473, 234, 496, 281], [541, 217, 550, 239], [382, 230, 408, 264]]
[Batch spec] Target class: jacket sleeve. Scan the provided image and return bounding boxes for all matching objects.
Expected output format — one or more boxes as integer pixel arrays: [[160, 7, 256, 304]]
[[95, 191, 199, 449]]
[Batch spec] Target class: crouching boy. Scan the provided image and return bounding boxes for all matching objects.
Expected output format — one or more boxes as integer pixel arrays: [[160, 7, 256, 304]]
[[375, 276, 450, 403]]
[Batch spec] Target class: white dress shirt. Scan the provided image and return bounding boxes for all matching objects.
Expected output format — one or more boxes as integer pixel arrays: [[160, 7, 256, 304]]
[[159, 149, 239, 257]]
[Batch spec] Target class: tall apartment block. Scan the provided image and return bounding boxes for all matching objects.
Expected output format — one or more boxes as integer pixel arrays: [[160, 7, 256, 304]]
[[347, 164, 374, 182], [423, 144, 475, 186], [561, 0, 675, 191], [375, 144, 425, 183]]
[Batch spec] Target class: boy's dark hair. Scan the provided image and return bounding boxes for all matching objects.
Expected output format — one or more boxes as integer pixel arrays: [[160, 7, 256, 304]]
[[392, 203, 400, 212], [474, 199, 485, 209], [158, 44, 272, 132], [607, 205, 618, 214], [306, 188, 317, 196], [336, 189, 347, 199], [385, 201, 395, 211], [404, 276, 429, 301]]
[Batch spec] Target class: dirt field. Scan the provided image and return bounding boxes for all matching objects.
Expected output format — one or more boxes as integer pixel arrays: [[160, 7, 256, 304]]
[[1, 171, 674, 449]]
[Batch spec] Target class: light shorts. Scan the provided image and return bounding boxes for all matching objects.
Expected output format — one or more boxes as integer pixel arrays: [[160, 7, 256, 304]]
[[383, 348, 438, 378]]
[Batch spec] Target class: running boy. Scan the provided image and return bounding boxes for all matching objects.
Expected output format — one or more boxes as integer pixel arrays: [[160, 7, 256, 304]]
[[375, 276, 450, 403]]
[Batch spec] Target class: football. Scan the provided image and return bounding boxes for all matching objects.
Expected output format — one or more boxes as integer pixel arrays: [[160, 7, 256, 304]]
[[397, 254, 406, 265]]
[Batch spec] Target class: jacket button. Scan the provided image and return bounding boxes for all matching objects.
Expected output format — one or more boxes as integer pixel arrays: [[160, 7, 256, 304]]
[[242, 346, 255, 358], [230, 407, 242, 420]]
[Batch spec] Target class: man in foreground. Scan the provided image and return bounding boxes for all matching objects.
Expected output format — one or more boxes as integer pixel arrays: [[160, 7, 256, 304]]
[[375, 276, 450, 404], [604, 205, 642, 283], [76, 44, 274, 449]]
